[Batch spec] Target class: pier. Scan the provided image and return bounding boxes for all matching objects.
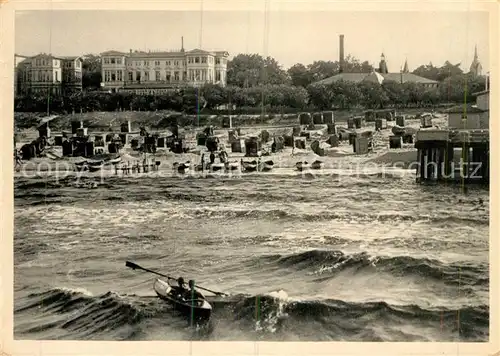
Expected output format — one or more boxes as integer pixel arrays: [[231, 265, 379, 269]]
[[415, 129, 489, 184]]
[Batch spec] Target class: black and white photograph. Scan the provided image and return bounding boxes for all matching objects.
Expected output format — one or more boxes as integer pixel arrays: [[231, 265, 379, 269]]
[[4, 1, 497, 350]]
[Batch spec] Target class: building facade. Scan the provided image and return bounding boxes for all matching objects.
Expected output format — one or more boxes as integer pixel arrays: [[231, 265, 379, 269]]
[[100, 47, 229, 93], [445, 90, 489, 130], [15, 53, 83, 96]]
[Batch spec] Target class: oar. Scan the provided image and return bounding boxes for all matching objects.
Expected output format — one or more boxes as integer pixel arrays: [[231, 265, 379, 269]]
[[194, 284, 228, 297], [125, 261, 176, 280], [125, 261, 228, 296]]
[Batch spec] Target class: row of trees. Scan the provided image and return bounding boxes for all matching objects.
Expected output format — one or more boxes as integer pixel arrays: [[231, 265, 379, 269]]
[[15, 73, 486, 114]]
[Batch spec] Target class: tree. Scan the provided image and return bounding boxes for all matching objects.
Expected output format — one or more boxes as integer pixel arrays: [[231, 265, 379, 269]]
[[306, 60, 338, 83], [306, 84, 334, 110], [436, 61, 463, 82], [226, 54, 290, 87], [412, 62, 440, 81], [81, 54, 102, 90], [342, 55, 373, 73], [201, 83, 227, 109], [287, 63, 314, 87]]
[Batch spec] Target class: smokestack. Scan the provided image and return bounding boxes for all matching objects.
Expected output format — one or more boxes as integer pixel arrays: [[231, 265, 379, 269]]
[[181, 36, 184, 52], [339, 34, 345, 73]]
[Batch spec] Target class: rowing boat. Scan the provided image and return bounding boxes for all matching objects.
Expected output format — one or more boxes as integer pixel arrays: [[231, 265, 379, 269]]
[[153, 278, 212, 321], [259, 160, 274, 172], [241, 160, 258, 172], [310, 160, 324, 170]]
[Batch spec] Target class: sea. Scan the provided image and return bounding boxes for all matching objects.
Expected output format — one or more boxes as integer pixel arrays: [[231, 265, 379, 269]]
[[13, 166, 489, 341]]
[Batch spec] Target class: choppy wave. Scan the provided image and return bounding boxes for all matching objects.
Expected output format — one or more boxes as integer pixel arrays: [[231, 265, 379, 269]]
[[14, 287, 489, 341], [257, 249, 489, 287]]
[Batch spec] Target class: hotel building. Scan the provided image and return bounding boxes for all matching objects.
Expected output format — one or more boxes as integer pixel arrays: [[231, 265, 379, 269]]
[[100, 42, 229, 94], [15, 53, 83, 96]]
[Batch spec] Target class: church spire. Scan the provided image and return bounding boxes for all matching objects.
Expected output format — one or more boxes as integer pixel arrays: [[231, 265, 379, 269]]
[[469, 44, 482, 77], [402, 58, 409, 73], [379, 52, 388, 74]]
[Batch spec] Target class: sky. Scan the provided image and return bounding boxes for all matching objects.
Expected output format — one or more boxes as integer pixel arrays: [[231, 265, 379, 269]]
[[15, 10, 489, 72]]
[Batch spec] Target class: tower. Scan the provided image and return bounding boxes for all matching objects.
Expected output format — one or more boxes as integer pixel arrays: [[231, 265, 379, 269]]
[[469, 45, 482, 76], [378, 53, 388, 74], [402, 58, 409, 73], [339, 34, 345, 73]]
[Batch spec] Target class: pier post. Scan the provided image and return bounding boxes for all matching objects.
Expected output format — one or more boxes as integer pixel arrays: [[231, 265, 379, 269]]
[[437, 147, 444, 181], [461, 145, 470, 182], [444, 144, 453, 179]]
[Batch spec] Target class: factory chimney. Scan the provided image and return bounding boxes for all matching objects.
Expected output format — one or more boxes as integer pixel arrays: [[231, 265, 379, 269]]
[[181, 36, 185, 52], [339, 34, 345, 73]]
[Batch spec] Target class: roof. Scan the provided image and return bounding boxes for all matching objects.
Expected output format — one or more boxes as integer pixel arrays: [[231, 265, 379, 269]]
[[363, 71, 385, 84], [314, 72, 369, 85], [129, 51, 186, 58], [33, 53, 65, 60], [444, 103, 487, 113], [60, 56, 82, 61], [101, 50, 128, 56], [101, 49, 229, 58], [314, 71, 439, 86], [382, 73, 439, 84]]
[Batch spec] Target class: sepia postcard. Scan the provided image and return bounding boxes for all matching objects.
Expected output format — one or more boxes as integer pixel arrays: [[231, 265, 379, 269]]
[[1, 1, 499, 356]]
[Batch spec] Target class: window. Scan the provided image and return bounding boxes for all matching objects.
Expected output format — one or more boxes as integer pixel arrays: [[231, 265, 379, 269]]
[[128, 72, 133, 81], [166, 73, 171, 81], [144, 72, 149, 80], [76, 61, 81, 68], [461, 114, 468, 121], [104, 58, 110, 64], [36, 59, 41, 66], [155, 61, 160, 66], [117, 71, 122, 81], [55, 71, 58, 82], [174, 71, 179, 81], [117, 58, 122, 65], [195, 57, 200, 63], [105, 71, 110, 82], [183, 71, 187, 80], [111, 58, 116, 64], [202, 57, 207, 63], [216, 71, 221, 81], [215, 58, 220, 64], [195, 70, 200, 80], [166, 60, 171, 66], [144, 60, 148, 66], [136, 72, 141, 81], [155, 71, 161, 81], [188, 57, 193, 64], [174, 60, 179, 66]]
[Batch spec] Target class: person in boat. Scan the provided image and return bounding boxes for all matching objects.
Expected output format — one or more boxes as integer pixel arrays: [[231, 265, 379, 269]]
[[177, 277, 188, 297]]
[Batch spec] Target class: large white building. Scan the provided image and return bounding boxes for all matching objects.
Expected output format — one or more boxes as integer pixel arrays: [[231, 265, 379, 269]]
[[15, 53, 83, 96], [100, 44, 229, 94]]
